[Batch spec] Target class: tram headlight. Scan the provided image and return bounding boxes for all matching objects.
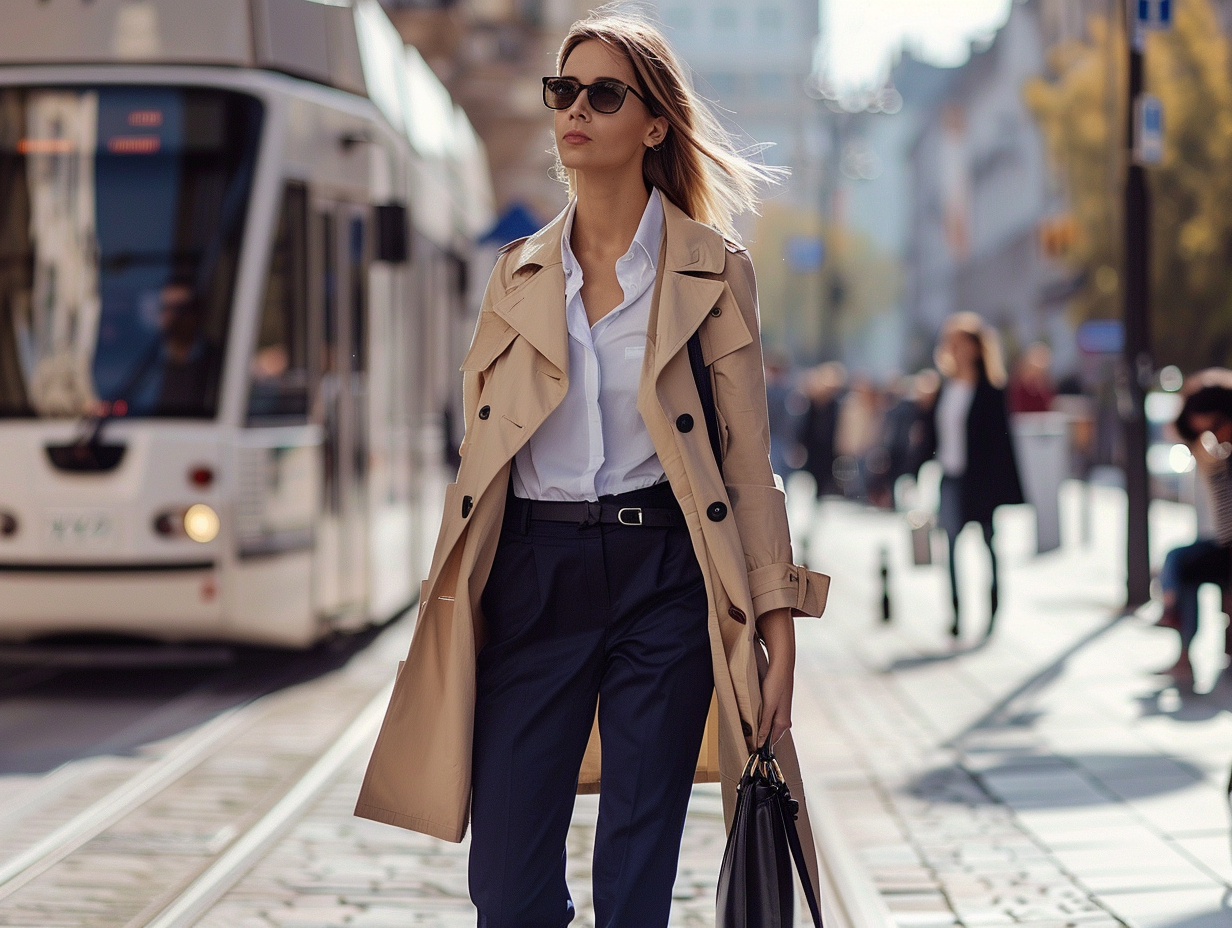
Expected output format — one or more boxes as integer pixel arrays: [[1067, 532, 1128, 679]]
[[183, 504, 220, 543]]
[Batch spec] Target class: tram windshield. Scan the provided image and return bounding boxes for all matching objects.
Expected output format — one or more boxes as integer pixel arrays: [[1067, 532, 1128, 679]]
[[0, 87, 262, 419]]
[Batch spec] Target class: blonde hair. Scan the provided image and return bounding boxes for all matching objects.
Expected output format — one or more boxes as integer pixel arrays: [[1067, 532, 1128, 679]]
[[936, 312, 1008, 388], [554, 9, 784, 239]]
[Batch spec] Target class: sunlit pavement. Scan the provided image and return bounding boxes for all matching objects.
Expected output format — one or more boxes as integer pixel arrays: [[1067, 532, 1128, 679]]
[[790, 478, 1232, 928]]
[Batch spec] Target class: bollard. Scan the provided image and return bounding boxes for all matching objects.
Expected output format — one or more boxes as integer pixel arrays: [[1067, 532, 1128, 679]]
[[880, 546, 892, 623]]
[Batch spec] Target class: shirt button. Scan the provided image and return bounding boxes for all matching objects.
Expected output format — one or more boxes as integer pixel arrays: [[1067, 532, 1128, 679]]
[[728, 606, 746, 624], [676, 414, 694, 433], [707, 502, 728, 522], [478, 405, 491, 420]]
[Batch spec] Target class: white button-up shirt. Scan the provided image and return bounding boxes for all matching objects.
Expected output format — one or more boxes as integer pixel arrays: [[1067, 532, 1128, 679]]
[[512, 189, 666, 501]]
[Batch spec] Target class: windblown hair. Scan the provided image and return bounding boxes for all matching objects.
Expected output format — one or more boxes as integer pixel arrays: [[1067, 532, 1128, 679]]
[[935, 312, 1008, 388], [554, 9, 784, 239]]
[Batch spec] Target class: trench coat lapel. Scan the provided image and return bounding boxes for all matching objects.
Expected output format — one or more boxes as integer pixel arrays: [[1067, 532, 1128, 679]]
[[492, 207, 570, 377], [649, 198, 730, 380]]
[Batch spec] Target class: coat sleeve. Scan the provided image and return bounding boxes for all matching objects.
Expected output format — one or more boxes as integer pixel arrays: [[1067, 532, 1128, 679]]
[[714, 250, 829, 620]]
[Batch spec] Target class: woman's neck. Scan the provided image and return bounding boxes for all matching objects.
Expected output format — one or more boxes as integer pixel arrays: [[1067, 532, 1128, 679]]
[[954, 365, 979, 386], [571, 169, 650, 260]]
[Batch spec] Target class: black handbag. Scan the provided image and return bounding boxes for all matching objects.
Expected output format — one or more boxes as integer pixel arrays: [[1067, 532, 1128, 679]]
[[716, 738, 823, 928]]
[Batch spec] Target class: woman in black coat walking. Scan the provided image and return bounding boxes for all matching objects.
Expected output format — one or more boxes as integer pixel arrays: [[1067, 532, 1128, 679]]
[[919, 313, 1024, 639]]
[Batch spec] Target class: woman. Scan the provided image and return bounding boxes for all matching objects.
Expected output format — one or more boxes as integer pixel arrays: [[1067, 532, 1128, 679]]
[[919, 313, 1023, 639], [354, 12, 830, 926]]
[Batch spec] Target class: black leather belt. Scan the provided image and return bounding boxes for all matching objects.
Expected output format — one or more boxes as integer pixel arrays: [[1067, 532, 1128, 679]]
[[510, 497, 684, 528]]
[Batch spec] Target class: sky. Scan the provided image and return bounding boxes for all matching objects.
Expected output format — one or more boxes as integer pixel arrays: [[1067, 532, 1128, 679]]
[[823, 0, 1015, 92]]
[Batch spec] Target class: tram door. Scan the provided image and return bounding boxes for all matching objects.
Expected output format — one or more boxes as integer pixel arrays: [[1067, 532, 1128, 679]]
[[313, 199, 370, 624]]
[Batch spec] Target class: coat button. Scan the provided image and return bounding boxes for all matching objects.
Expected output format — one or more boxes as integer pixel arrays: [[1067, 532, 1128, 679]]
[[741, 720, 753, 736], [707, 501, 727, 522], [478, 405, 490, 420], [728, 606, 746, 624], [461, 496, 473, 518], [710, 306, 722, 317], [676, 413, 694, 433]]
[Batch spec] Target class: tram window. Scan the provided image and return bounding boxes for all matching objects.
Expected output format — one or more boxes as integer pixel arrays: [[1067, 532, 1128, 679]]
[[247, 183, 309, 423], [0, 86, 262, 419]]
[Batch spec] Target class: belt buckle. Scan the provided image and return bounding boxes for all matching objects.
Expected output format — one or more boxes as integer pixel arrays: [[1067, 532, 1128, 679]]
[[618, 507, 644, 526]]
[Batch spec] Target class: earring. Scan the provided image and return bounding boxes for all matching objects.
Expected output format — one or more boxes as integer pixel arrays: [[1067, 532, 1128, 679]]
[[650, 140, 663, 151]]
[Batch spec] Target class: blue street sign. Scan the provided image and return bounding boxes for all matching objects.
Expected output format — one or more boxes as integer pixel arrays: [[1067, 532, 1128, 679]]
[[1077, 319, 1124, 355], [784, 236, 825, 274], [1135, 94, 1164, 165], [1136, 0, 1173, 28]]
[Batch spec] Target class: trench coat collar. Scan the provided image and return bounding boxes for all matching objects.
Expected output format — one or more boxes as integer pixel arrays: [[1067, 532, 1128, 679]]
[[497, 192, 729, 378]]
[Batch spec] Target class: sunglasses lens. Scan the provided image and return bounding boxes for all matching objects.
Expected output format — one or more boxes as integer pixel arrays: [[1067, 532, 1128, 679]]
[[588, 82, 626, 113], [544, 79, 580, 109]]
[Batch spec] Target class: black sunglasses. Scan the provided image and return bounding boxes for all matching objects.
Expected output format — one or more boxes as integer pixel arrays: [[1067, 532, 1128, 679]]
[[542, 76, 656, 115]]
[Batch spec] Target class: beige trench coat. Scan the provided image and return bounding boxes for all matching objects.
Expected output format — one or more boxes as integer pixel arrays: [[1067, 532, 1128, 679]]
[[355, 195, 831, 890]]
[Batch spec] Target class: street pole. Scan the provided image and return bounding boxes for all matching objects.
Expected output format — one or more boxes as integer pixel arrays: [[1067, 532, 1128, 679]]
[[1123, 8, 1152, 608]]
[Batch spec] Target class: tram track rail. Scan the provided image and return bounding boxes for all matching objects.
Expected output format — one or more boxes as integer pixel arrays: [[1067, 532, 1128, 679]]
[[0, 700, 260, 900], [0, 619, 411, 928]]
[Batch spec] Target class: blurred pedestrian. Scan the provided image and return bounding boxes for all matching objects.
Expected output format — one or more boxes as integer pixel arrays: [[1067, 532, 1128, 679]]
[[798, 362, 846, 497], [1161, 384, 1232, 680], [1008, 342, 1056, 414], [918, 313, 1024, 639], [883, 369, 941, 495], [764, 347, 802, 479], [835, 374, 885, 502]]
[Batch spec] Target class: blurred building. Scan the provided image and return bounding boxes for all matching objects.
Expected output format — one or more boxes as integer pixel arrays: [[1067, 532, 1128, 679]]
[[652, 0, 824, 214], [382, 0, 823, 238], [898, 0, 1117, 375], [382, 0, 595, 231]]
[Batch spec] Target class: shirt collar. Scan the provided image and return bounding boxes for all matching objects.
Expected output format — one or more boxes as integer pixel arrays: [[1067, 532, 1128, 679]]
[[560, 187, 665, 283]]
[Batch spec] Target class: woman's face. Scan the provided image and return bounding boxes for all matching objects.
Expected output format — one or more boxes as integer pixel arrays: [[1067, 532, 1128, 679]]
[[554, 39, 668, 179], [944, 329, 981, 372]]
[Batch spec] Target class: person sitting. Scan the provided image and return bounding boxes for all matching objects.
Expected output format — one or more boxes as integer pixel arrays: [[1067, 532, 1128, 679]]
[[1164, 384, 1232, 680]]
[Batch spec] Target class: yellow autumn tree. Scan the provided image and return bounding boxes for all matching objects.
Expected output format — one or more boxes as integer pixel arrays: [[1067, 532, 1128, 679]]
[[750, 202, 900, 362], [1025, 0, 1232, 370]]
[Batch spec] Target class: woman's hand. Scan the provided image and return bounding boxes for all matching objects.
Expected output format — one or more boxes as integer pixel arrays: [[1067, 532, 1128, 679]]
[[756, 607, 796, 747]]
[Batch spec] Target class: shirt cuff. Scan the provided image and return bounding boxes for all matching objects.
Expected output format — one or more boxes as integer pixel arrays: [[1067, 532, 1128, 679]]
[[747, 563, 831, 619]]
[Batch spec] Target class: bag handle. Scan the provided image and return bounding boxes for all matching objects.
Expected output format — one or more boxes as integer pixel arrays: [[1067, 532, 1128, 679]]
[[687, 330, 724, 477], [760, 738, 824, 928]]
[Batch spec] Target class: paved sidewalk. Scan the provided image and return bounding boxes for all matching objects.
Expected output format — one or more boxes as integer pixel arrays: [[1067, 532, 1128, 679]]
[[792, 480, 1232, 928]]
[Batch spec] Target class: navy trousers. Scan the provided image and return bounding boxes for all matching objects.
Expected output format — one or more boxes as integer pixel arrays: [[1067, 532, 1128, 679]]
[[469, 481, 714, 928]]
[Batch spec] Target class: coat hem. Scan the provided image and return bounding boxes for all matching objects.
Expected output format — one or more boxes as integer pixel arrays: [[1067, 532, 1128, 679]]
[[353, 802, 466, 843]]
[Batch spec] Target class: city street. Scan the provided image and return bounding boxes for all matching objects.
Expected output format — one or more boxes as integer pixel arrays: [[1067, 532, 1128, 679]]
[[0, 482, 1229, 926]]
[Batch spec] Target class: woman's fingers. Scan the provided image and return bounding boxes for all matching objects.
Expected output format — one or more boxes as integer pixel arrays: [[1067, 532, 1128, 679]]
[[756, 675, 793, 745]]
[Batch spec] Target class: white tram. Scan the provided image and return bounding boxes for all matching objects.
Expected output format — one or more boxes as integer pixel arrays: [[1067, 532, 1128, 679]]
[[0, 0, 495, 646]]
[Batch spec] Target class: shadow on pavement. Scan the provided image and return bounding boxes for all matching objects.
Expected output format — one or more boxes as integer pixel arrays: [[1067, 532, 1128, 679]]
[[1153, 891, 1232, 928], [0, 619, 401, 775], [1137, 667, 1232, 722], [909, 752, 1207, 808], [883, 636, 992, 672]]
